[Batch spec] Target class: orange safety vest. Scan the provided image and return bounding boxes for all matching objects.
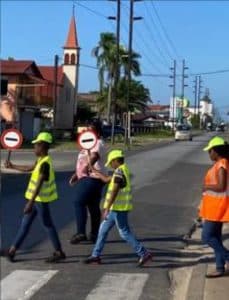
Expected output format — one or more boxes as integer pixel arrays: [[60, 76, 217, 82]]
[[199, 158, 229, 222]]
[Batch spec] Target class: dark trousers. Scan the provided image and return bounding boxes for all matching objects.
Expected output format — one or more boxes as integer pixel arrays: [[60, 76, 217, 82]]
[[74, 177, 104, 237], [12, 202, 62, 251], [202, 220, 229, 272]]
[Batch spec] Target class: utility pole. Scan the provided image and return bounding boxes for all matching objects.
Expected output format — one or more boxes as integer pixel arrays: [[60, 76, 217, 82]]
[[125, 0, 142, 146], [197, 75, 203, 128], [193, 76, 198, 116], [73, 3, 81, 127], [73, 46, 81, 129], [180, 59, 188, 123], [169, 60, 176, 130], [53, 54, 59, 130], [108, 0, 121, 144]]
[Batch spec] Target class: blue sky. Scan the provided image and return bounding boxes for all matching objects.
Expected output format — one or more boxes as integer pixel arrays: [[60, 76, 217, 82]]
[[1, 0, 229, 118]]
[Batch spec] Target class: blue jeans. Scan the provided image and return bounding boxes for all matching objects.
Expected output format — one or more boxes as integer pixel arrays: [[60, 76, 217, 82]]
[[92, 211, 146, 258], [12, 202, 62, 251], [202, 220, 229, 272], [74, 177, 104, 237]]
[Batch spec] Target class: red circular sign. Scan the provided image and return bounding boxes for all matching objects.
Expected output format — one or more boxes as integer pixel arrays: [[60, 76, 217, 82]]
[[0, 128, 23, 150], [77, 129, 97, 150]]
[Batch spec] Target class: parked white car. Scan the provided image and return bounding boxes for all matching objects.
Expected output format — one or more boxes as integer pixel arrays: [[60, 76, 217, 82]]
[[175, 124, 193, 141]]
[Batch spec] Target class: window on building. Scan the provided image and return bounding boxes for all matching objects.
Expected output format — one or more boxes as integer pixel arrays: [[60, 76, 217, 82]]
[[64, 53, 69, 65], [70, 53, 76, 65]]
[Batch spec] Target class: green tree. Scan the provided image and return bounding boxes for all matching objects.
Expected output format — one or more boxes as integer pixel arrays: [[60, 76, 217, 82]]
[[92, 32, 116, 93], [92, 32, 142, 121], [119, 46, 141, 77], [97, 78, 150, 119]]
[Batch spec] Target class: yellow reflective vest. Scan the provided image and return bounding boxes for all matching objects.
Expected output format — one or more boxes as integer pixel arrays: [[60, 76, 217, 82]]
[[104, 164, 133, 211], [25, 155, 58, 203]]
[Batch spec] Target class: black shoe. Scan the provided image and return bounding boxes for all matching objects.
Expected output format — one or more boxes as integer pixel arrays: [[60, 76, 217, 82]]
[[70, 234, 87, 244], [45, 251, 66, 263], [83, 256, 101, 265], [0, 249, 15, 263], [138, 252, 153, 267]]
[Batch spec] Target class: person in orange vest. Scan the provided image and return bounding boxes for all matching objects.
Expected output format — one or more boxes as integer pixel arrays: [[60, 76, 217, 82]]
[[199, 136, 229, 278]]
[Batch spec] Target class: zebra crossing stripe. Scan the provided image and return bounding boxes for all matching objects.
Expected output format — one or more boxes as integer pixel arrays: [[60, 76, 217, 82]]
[[85, 272, 149, 300], [1, 270, 58, 300]]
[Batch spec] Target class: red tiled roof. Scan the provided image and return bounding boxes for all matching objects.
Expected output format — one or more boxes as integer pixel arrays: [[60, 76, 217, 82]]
[[64, 16, 79, 49], [148, 105, 170, 111], [1, 60, 44, 78], [39, 66, 64, 86]]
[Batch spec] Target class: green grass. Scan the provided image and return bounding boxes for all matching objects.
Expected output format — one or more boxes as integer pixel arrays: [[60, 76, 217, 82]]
[[19, 130, 174, 151]]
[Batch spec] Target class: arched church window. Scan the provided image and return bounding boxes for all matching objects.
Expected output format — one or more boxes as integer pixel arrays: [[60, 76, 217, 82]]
[[64, 53, 69, 65], [70, 53, 76, 65]]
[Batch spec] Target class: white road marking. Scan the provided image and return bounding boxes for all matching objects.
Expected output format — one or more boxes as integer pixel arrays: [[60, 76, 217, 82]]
[[1, 270, 58, 300], [85, 272, 149, 300]]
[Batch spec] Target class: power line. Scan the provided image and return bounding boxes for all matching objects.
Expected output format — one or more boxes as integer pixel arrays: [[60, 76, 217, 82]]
[[143, 1, 173, 63], [190, 69, 229, 76], [121, 3, 169, 74], [79, 63, 98, 70], [75, 1, 108, 19], [151, 1, 181, 60]]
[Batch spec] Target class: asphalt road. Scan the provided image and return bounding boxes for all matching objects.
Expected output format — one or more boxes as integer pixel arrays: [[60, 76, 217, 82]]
[[1, 134, 214, 300]]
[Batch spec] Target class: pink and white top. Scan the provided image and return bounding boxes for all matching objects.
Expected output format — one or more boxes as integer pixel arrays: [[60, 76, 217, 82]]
[[76, 139, 106, 180]]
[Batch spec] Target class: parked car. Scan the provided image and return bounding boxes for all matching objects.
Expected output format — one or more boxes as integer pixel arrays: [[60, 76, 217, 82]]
[[175, 124, 193, 141], [102, 125, 125, 139], [216, 123, 225, 132]]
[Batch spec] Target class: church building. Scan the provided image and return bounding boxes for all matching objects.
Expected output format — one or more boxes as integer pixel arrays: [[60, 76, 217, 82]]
[[0, 14, 80, 139]]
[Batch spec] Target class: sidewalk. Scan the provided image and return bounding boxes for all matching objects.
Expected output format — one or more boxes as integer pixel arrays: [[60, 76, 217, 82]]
[[169, 223, 229, 300], [187, 223, 229, 300]]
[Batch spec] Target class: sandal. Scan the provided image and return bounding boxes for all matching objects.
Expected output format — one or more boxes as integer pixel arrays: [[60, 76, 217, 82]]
[[205, 271, 225, 278]]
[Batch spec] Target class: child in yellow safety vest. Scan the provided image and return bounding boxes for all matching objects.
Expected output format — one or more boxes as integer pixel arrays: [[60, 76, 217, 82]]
[[84, 149, 153, 266], [1, 132, 66, 263]]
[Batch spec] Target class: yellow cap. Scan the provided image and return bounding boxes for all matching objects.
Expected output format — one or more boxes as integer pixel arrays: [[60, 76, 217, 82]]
[[105, 149, 124, 167], [203, 136, 225, 151], [32, 132, 53, 144]]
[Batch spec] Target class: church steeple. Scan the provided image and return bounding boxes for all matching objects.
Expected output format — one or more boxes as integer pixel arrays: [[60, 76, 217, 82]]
[[63, 12, 80, 66], [64, 15, 79, 49]]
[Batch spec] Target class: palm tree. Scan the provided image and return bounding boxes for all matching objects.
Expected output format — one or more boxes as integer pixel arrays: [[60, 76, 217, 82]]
[[96, 79, 150, 119], [119, 46, 141, 78], [92, 32, 116, 93], [93, 32, 142, 121]]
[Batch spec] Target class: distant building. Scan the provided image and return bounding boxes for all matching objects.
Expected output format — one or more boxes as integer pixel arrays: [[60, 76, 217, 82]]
[[0, 14, 80, 139], [169, 95, 213, 126], [148, 104, 170, 119], [0, 60, 47, 138], [77, 92, 99, 113], [38, 15, 80, 129]]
